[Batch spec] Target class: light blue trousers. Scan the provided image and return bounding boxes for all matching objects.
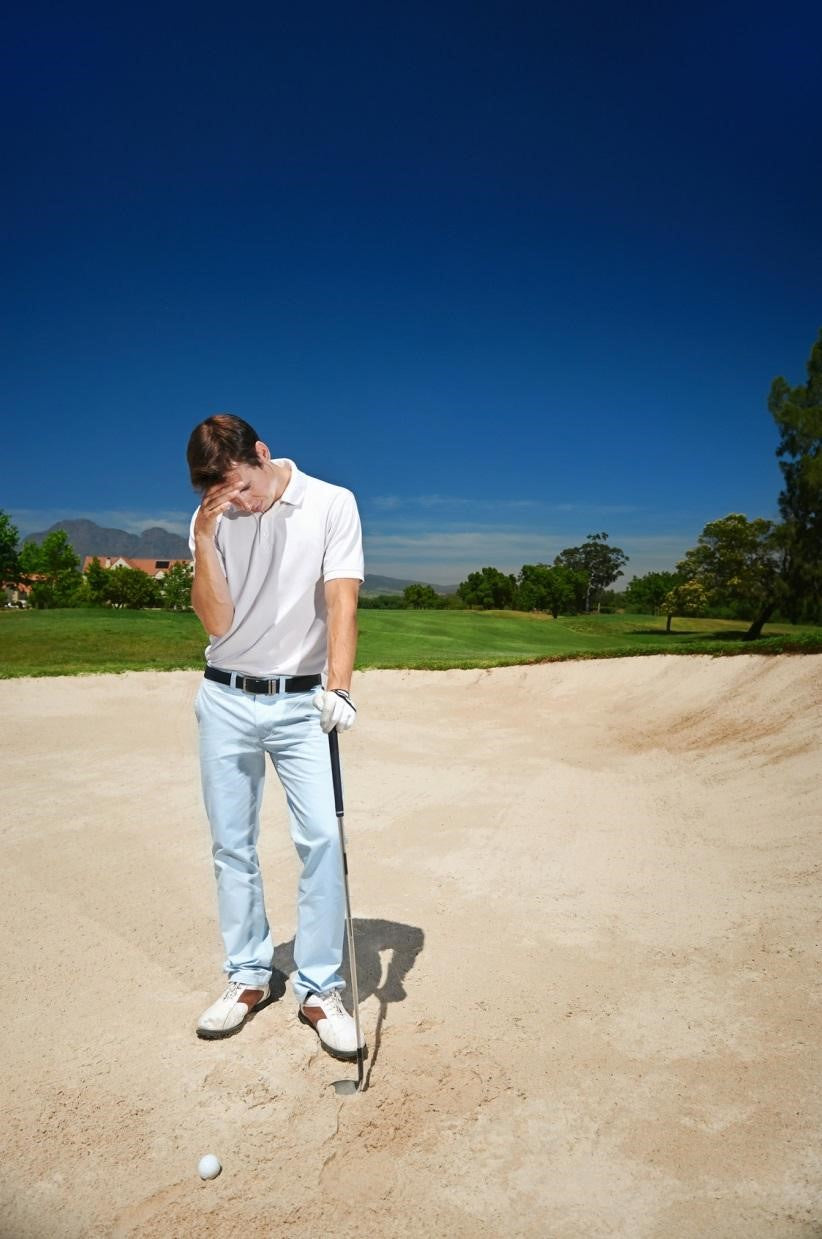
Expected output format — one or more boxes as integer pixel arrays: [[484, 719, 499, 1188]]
[[194, 677, 345, 1003]]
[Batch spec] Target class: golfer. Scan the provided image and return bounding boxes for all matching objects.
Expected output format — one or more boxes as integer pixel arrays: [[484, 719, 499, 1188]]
[[186, 413, 366, 1061]]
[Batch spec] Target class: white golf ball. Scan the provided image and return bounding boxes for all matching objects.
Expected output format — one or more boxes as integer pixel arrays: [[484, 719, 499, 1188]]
[[197, 1154, 222, 1180]]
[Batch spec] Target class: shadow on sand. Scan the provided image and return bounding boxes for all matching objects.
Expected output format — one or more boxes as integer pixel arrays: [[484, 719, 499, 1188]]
[[271, 918, 425, 1087]]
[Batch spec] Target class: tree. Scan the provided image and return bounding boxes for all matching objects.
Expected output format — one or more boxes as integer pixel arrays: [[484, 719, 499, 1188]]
[[84, 556, 109, 605], [20, 531, 82, 607], [677, 513, 785, 639], [597, 588, 625, 613], [358, 593, 406, 609], [517, 563, 585, 617], [104, 566, 161, 609], [18, 540, 42, 578], [162, 561, 194, 610], [624, 571, 682, 615], [661, 580, 709, 633], [554, 532, 629, 611], [40, 530, 81, 579], [457, 566, 517, 609], [0, 511, 21, 590], [402, 583, 442, 609], [517, 563, 552, 612], [768, 328, 822, 622]]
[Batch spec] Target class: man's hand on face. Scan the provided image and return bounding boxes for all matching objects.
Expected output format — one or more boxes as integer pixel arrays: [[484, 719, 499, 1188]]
[[193, 474, 244, 540]]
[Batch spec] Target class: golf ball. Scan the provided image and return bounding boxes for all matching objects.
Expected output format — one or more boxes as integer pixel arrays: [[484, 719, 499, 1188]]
[[197, 1154, 222, 1180]]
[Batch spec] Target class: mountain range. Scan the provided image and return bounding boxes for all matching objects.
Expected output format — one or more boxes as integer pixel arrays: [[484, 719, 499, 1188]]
[[24, 520, 456, 595], [25, 519, 191, 560]]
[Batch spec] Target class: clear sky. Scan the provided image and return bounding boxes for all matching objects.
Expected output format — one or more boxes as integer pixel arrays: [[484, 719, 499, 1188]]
[[3, 2, 821, 584]]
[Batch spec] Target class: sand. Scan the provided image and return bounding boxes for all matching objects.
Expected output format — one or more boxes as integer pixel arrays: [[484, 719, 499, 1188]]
[[1, 655, 820, 1238]]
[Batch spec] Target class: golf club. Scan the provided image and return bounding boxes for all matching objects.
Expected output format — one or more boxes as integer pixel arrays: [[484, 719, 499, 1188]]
[[328, 728, 366, 1096]]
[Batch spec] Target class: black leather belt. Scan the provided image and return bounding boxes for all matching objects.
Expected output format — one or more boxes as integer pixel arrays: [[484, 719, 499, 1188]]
[[204, 667, 322, 695]]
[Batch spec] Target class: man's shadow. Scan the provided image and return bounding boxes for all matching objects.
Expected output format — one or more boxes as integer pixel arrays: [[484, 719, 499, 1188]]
[[271, 918, 424, 1086]]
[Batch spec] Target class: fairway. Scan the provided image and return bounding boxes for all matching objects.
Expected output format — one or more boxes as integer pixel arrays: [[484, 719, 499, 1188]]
[[1, 607, 820, 677]]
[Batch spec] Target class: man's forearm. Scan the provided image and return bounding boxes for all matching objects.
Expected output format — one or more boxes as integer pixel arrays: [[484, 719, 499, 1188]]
[[191, 537, 234, 638], [326, 603, 358, 692]]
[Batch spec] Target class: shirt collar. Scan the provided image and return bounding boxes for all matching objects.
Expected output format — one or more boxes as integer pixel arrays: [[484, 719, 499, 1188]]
[[272, 459, 306, 506]]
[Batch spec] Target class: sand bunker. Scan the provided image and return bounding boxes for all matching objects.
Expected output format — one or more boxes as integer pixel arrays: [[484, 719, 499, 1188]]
[[1, 655, 820, 1238]]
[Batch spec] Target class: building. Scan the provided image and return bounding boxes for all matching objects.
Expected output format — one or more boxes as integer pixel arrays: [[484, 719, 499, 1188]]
[[3, 578, 34, 606], [82, 556, 191, 580]]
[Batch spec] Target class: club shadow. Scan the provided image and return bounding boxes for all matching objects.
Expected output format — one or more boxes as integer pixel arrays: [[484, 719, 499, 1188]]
[[273, 917, 425, 1084]]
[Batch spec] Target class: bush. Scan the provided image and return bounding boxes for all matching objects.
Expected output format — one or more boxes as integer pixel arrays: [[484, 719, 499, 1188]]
[[104, 566, 161, 609], [358, 594, 407, 609]]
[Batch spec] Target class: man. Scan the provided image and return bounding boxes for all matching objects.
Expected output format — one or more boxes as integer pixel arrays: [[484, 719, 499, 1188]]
[[186, 413, 366, 1061]]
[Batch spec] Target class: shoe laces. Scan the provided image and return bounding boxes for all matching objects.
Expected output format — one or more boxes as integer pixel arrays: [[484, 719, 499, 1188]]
[[221, 981, 245, 1003], [319, 989, 347, 1019]]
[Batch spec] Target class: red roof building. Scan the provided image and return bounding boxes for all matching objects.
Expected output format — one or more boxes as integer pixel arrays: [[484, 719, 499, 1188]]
[[82, 556, 191, 579]]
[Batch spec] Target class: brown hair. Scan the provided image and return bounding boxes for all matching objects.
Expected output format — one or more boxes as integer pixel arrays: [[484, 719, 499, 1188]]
[[187, 414, 263, 491]]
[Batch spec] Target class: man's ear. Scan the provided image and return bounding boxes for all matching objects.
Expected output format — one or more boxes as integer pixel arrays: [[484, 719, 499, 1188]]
[[255, 440, 271, 464]]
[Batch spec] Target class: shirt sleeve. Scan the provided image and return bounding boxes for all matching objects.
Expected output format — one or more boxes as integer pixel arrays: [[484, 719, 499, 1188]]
[[323, 489, 365, 583]]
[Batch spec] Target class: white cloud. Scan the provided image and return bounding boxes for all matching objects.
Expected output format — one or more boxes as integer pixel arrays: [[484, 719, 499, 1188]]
[[362, 528, 694, 585], [369, 495, 643, 515], [372, 494, 479, 512]]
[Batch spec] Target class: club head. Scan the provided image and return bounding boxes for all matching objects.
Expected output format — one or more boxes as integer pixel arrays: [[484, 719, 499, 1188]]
[[331, 1078, 360, 1096]]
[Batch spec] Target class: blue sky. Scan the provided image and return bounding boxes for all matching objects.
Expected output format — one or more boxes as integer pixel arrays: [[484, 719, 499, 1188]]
[[3, 3, 821, 584]]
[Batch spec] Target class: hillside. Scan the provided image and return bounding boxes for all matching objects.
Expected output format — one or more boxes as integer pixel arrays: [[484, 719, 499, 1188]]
[[25, 519, 191, 560], [359, 574, 456, 596]]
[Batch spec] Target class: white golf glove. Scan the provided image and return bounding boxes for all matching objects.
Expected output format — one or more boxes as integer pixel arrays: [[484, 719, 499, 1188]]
[[314, 688, 357, 733]]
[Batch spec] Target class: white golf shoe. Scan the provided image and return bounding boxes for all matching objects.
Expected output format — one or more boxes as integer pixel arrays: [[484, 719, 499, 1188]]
[[196, 980, 270, 1039], [298, 990, 366, 1061]]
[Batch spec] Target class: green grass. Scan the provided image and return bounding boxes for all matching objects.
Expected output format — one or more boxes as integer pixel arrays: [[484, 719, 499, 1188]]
[[356, 610, 822, 668], [0, 609, 207, 677], [1, 607, 821, 678]]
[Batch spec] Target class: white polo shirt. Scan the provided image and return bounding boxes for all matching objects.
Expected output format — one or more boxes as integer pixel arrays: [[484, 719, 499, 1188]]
[[189, 459, 364, 677]]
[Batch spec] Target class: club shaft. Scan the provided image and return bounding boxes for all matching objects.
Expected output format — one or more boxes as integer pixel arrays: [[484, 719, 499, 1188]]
[[328, 730, 365, 1089]]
